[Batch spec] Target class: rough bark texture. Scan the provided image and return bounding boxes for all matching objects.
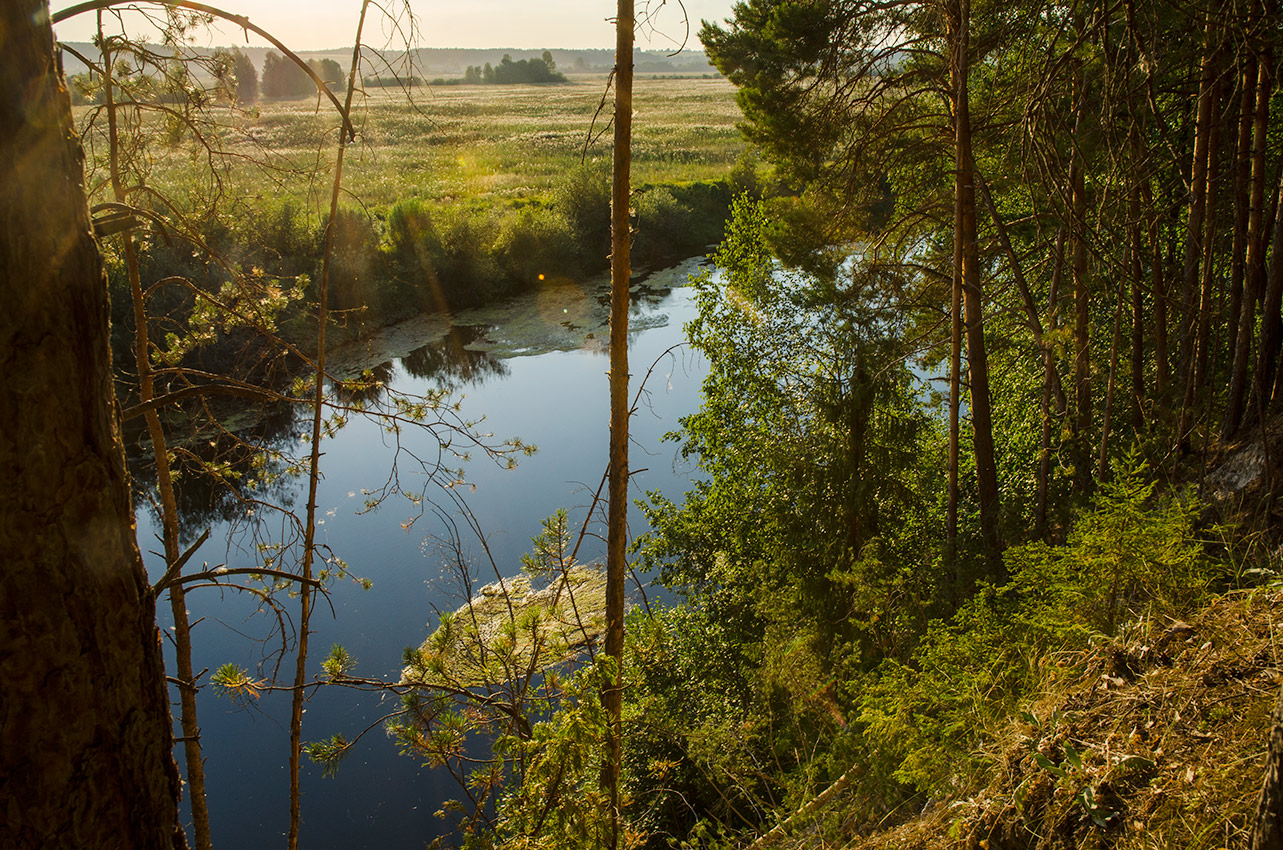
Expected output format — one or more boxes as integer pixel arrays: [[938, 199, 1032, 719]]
[[0, 3, 185, 848], [1253, 683, 1283, 850]]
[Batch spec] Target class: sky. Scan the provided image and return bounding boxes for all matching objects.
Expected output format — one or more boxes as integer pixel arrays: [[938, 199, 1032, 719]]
[[52, 0, 741, 51]]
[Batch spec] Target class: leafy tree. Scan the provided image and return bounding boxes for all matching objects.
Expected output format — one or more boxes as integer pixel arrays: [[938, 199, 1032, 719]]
[[261, 49, 311, 98], [309, 57, 345, 91], [702, 0, 1006, 570], [214, 47, 257, 103]]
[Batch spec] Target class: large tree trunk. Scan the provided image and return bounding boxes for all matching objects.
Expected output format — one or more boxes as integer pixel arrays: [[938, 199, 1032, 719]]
[[1253, 683, 1283, 850], [0, 3, 185, 847]]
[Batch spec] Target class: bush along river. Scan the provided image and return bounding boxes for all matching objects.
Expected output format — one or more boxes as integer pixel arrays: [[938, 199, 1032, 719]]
[[138, 257, 711, 849]]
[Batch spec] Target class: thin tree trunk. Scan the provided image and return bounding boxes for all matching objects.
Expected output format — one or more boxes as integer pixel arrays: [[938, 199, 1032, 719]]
[[1177, 23, 1218, 395], [1070, 74, 1092, 495], [287, 8, 369, 849], [1146, 179, 1170, 397], [1225, 50, 1274, 437], [946, 124, 963, 574], [1254, 163, 1283, 410], [1038, 229, 1067, 540], [604, 0, 634, 845], [1229, 53, 1259, 365], [952, 0, 1002, 571], [1179, 59, 1223, 447], [978, 175, 1066, 410], [1, 3, 185, 844], [1129, 130, 1146, 434], [1193, 83, 1222, 409], [99, 20, 211, 849], [1099, 283, 1126, 479]]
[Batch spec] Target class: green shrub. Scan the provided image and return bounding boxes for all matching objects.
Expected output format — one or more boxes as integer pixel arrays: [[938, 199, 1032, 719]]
[[633, 181, 732, 268], [492, 206, 582, 286], [428, 205, 504, 307], [325, 208, 381, 315], [859, 452, 1209, 796], [551, 162, 611, 264]]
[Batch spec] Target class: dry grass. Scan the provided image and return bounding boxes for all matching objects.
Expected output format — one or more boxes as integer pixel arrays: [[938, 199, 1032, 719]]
[[754, 589, 1282, 850]]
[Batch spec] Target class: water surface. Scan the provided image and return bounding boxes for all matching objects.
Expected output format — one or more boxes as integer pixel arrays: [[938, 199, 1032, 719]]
[[144, 259, 710, 849]]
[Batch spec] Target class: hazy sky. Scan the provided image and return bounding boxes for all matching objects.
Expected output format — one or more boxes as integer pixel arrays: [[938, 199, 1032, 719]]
[[52, 0, 741, 51]]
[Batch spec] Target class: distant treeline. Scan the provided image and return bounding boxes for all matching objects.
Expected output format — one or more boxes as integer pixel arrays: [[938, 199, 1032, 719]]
[[261, 53, 345, 98], [456, 52, 566, 85]]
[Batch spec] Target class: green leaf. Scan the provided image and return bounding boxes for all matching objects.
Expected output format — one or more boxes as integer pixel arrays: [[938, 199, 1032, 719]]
[[1032, 752, 1067, 778]]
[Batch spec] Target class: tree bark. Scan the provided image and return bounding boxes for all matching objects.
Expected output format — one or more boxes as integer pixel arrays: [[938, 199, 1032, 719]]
[[1228, 52, 1258, 379], [952, 0, 1002, 571], [1070, 69, 1093, 495], [1253, 683, 1283, 850], [604, 0, 634, 845], [1225, 47, 1274, 437], [0, 2, 185, 847]]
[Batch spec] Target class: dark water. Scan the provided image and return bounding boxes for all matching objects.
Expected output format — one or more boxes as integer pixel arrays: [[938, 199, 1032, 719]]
[[140, 261, 709, 850]]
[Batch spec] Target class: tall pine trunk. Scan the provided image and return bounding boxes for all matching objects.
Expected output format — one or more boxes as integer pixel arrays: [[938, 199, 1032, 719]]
[[952, 0, 1003, 570], [603, 0, 634, 845], [98, 22, 212, 848], [1225, 44, 1274, 436]]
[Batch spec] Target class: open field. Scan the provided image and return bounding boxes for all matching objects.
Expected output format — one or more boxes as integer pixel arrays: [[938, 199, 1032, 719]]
[[79, 75, 749, 343], [84, 76, 745, 214]]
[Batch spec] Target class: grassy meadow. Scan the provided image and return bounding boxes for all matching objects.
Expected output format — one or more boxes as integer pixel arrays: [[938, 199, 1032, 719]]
[[94, 76, 745, 215], [82, 76, 749, 340]]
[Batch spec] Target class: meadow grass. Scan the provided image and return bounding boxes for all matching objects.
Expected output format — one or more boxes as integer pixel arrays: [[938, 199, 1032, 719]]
[[107, 76, 744, 214], [82, 76, 746, 347]]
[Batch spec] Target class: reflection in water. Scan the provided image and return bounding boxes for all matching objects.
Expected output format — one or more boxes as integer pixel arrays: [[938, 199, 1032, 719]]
[[126, 399, 306, 546], [128, 326, 510, 543], [331, 360, 397, 406], [400, 326, 507, 390]]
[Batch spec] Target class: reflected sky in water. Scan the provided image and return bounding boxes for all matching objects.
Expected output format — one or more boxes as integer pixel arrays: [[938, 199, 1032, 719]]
[[141, 260, 711, 849]]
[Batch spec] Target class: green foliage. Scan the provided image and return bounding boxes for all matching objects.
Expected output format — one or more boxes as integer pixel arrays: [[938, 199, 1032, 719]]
[[306, 734, 350, 779], [551, 162, 612, 262], [321, 644, 357, 680], [625, 195, 945, 844], [859, 454, 1208, 796], [391, 513, 615, 845], [211, 662, 264, 705]]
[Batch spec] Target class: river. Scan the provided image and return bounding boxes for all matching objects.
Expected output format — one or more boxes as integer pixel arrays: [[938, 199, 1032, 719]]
[[141, 258, 711, 849]]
